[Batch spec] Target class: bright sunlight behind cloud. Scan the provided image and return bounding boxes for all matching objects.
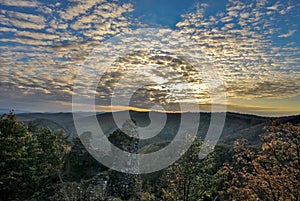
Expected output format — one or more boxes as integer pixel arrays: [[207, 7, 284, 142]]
[[0, 0, 299, 115]]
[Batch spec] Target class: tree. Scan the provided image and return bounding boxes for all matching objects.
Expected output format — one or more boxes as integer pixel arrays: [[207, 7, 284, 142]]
[[225, 122, 300, 201], [0, 112, 69, 200], [161, 136, 223, 201], [35, 127, 70, 176]]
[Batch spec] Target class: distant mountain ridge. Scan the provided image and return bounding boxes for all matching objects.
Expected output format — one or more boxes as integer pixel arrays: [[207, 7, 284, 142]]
[[0, 108, 30, 114], [16, 111, 300, 146]]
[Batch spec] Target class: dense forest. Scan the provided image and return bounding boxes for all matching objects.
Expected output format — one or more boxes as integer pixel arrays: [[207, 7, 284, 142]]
[[0, 112, 299, 201]]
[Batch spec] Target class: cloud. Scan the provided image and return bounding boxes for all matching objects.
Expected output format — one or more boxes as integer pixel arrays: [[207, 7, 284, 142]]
[[0, 0, 40, 7], [0, 10, 47, 30], [278, 29, 297, 38], [0, 0, 299, 114], [0, 0, 135, 109], [279, 5, 294, 15], [266, 1, 281, 11], [175, 0, 300, 100], [59, 0, 101, 21]]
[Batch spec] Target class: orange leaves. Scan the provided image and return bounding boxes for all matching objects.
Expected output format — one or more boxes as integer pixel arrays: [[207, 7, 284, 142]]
[[225, 122, 300, 201]]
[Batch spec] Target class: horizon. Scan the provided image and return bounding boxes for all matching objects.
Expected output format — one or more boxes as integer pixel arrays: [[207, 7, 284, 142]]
[[0, 0, 299, 116], [5, 107, 300, 118]]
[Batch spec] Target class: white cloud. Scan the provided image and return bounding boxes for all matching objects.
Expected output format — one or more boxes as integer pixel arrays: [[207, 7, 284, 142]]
[[175, 0, 300, 100], [278, 29, 297, 38], [0, 0, 299, 112], [0, 0, 135, 107], [0, 0, 40, 7], [9, 18, 45, 30]]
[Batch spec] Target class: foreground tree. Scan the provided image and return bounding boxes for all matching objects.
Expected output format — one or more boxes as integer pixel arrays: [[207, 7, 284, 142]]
[[161, 137, 224, 201], [0, 112, 69, 201], [225, 122, 300, 201]]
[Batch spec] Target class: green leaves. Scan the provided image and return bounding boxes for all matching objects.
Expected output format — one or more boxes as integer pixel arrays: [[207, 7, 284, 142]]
[[161, 137, 223, 201], [0, 113, 69, 201]]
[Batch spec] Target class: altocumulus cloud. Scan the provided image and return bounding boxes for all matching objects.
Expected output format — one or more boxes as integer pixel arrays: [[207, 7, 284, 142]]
[[0, 0, 299, 112]]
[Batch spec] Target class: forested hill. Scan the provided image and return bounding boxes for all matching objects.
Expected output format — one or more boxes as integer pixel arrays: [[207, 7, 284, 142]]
[[2, 112, 299, 200], [16, 111, 300, 145]]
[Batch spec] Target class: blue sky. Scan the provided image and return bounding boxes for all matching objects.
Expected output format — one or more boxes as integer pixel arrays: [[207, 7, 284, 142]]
[[0, 0, 299, 116]]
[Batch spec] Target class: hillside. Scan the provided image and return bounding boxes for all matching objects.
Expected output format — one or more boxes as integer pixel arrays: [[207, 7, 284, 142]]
[[9, 111, 300, 200], [16, 111, 300, 146]]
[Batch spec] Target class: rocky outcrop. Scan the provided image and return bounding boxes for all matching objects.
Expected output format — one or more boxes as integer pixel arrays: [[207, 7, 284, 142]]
[[106, 120, 139, 200], [63, 137, 108, 181]]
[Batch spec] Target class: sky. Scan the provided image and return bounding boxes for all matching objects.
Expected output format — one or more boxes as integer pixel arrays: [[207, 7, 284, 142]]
[[0, 0, 299, 116]]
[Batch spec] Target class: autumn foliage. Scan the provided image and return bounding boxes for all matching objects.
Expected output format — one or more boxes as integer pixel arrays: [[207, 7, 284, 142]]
[[225, 122, 300, 201]]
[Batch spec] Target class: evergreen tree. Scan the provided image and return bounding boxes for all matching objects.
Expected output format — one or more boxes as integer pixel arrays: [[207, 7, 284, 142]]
[[0, 112, 69, 200]]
